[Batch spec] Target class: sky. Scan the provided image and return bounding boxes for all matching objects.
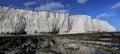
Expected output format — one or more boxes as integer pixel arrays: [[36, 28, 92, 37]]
[[0, 0, 120, 31]]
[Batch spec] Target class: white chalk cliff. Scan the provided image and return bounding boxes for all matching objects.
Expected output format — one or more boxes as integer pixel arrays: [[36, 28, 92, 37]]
[[0, 6, 116, 34]]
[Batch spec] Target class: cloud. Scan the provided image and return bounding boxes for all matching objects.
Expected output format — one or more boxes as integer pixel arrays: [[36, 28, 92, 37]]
[[111, 2, 120, 9], [77, 0, 88, 4], [35, 2, 64, 10], [9, 5, 16, 8], [35, 2, 68, 12], [24, 1, 36, 7], [55, 9, 68, 12], [96, 13, 116, 19]]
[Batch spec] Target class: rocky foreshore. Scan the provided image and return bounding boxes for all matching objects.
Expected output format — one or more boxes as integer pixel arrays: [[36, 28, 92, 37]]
[[0, 32, 120, 54]]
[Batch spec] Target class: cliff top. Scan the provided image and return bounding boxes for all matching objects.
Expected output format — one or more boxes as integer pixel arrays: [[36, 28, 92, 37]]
[[0, 5, 93, 18]]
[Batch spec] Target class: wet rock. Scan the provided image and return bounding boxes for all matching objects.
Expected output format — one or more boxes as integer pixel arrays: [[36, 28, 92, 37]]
[[0, 52, 5, 54], [0, 35, 119, 54], [64, 43, 79, 50]]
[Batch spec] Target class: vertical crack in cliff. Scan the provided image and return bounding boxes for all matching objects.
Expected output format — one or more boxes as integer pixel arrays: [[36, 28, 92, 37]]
[[14, 15, 26, 35]]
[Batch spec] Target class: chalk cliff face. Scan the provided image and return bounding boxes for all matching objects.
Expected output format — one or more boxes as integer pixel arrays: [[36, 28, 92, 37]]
[[0, 6, 116, 34]]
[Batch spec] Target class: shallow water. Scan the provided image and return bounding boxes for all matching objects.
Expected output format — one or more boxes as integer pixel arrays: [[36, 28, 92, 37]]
[[35, 44, 120, 54]]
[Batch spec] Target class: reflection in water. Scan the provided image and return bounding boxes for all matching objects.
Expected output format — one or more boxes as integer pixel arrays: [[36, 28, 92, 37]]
[[36, 44, 119, 54], [111, 43, 120, 47], [95, 49, 112, 54]]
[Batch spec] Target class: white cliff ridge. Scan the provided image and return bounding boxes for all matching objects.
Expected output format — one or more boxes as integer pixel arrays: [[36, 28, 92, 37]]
[[0, 6, 116, 34]]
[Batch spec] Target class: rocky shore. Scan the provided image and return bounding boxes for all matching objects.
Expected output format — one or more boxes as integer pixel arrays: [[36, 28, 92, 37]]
[[0, 32, 120, 54]]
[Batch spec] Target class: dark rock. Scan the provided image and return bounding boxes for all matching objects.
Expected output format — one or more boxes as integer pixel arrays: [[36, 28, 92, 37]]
[[0, 52, 5, 54]]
